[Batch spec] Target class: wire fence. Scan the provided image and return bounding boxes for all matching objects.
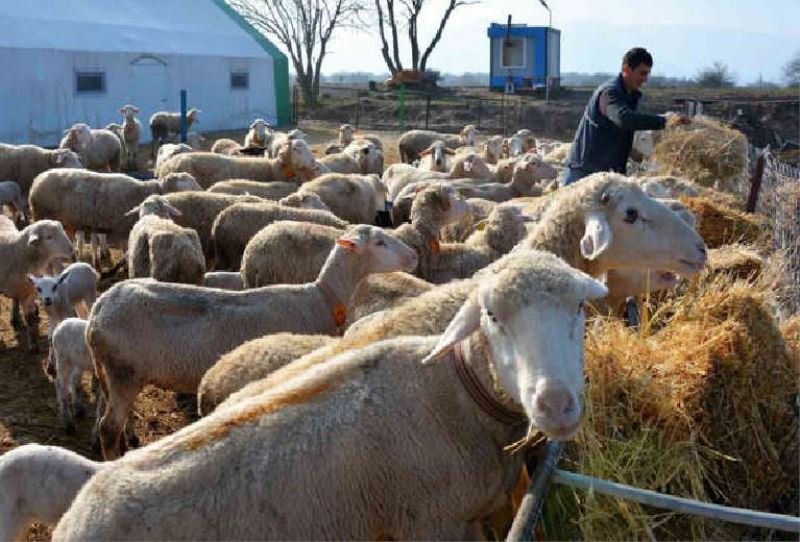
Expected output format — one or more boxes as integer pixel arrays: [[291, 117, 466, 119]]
[[749, 146, 800, 317]]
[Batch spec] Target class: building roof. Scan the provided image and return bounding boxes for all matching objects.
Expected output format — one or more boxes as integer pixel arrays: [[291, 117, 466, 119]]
[[487, 23, 560, 38], [0, 0, 272, 58]]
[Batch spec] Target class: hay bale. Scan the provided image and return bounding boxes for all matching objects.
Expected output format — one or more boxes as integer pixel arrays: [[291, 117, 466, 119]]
[[706, 244, 764, 281], [651, 116, 749, 194], [543, 277, 799, 541], [543, 143, 571, 164], [680, 196, 767, 248]]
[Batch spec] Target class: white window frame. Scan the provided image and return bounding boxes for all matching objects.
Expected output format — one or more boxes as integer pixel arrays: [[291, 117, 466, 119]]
[[501, 38, 526, 69]]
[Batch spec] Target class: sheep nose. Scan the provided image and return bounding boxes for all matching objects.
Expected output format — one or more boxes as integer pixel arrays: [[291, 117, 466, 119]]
[[535, 383, 577, 422], [44, 299, 52, 306]]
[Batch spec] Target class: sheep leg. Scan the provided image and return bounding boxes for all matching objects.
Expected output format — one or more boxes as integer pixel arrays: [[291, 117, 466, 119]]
[[75, 231, 85, 261], [97, 369, 140, 460], [55, 359, 75, 433], [90, 375, 105, 453], [10, 299, 21, 328], [20, 295, 39, 354]]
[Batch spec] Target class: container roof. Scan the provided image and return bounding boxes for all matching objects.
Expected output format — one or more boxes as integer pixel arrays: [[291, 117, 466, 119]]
[[0, 0, 270, 58], [487, 23, 560, 38]]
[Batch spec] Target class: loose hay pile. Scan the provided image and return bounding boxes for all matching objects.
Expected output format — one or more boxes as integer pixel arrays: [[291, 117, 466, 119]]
[[542, 276, 799, 541], [706, 244, 765, 281], [681, 196, 767, 248], [651, 116, 749, 194]]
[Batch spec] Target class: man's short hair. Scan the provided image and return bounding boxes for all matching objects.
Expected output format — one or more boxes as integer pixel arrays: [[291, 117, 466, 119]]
[[622, 47, 653, 70]]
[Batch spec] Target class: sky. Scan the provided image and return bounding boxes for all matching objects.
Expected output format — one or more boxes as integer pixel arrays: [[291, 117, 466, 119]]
[[318, 0, 800, 84]]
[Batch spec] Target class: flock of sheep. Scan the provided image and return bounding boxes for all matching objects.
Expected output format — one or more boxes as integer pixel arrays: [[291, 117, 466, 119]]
[[0, 104, 715, 539]]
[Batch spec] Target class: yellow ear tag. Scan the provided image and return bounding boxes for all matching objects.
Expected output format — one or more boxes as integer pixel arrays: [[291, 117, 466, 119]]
[[333, 303, 347, 327], [429, 239, 441, 253], [476, 222, 486, 231]]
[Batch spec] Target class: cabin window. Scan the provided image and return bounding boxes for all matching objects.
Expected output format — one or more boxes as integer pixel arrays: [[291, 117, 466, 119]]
[[75, 72, 106, 93], [501, 38, 525, 69], [231, 72, 249, 90]]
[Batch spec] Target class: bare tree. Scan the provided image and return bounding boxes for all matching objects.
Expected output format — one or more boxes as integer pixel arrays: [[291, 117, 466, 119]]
[[783, 50, 800, 87], [695, 61, 736, 88], [228, 0, 367, 106], [374, 0, 476, 76]]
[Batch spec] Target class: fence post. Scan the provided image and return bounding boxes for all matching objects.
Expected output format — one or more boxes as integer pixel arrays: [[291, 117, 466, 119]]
[[355, 90, 361, 129], [501, 92, 506, 136], [746, 151, 766, 213], [477, 98, 482, 130], [425, 95, 431, 130], [398, 83, 406, 132], [506, 441, 563, 542], [179, 89, 187, 144]]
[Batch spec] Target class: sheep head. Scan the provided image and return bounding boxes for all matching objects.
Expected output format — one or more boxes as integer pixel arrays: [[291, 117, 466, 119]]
[[119, 104, 140, 119], [459, 124, 478, 146], [575, 175, 707, 276], [279, 139, 316, 172], [63, 124, 92, 152], [421, 249, 607, 441], [186, 108, 201, 126], [280, 192, 330, 211], [335, 225, 418, 274], [338, 123, 354, 146], [420, 141, 453, 172], [409, 184, 470, 229], [24, 220, 75, 262], [483, 136, 503, 164], [158, 172, 202, 193], [51, 149, 83, 168], [126, 195, 183, 219]]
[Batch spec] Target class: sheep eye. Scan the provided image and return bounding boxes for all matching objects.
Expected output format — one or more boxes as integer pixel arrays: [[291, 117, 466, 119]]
[[376, 239, 386, 246], [36, 287, 41, 293], [624, 208, 639, 223]]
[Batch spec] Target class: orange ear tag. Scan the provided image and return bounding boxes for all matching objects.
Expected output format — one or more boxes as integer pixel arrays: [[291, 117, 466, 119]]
[[332, 303, 347, 327], [429, 239, 441, 253], [337, 238, 357, 250], [283, 168, 296, 179]]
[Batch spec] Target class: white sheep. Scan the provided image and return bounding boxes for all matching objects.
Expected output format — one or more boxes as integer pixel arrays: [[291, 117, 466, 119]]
[[297, 173, 386, 224], [118, 104, 141, 171], [157, 138, 320, 188], [29, 262, 98, 338], [268, 128, 306, 158], [382, 154, 492, 205], [449, 153, 558, 202], [49, 318, 94, 433], [86, 224, 417, 459], [417, 140, 455, 172], [155, 143, 193, 171], [634, 175, 701, 198], [211, 199, 348, 270], [202, 271, 244, 291], [0, 144, 83, 196], [317, 150, 362, 174], [125, 195, 205, 284], [149, 107, 201, 154], [0, 218, 75, 352], [54, 249, 607, 539], [29, 169, 201, 264], [243, 118, 272, 148], [0, 180, 27, 223], [277, 191, 331, 211], [397, 125, 476, 163], [210, 138, 242, 156], [0, 444, 103, 541], [502, 134, 525, 158], [59, 123, 122, 172], [207, 179, 297, 200]]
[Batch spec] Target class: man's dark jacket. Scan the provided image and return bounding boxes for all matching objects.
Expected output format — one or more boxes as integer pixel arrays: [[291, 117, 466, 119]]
[[566, 74, 666, 175]]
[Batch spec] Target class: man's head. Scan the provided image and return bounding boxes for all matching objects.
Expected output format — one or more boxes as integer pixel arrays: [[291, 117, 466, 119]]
[[621, 47, 653, 92]]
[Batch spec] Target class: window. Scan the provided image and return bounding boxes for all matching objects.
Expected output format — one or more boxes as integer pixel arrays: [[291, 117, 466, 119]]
[[231, 72, 249, 90], [501, 38, 525, 69], [75, 72, 105, 93]]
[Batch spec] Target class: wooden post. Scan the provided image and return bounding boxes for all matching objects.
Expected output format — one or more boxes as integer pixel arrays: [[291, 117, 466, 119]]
[[506, 441, 563, 542], [746, 151, 766, 213], [425, 95, 431, 130]]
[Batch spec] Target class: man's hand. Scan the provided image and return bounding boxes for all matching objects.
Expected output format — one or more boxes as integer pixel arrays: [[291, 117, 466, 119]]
[[665, 112, 692, 127]]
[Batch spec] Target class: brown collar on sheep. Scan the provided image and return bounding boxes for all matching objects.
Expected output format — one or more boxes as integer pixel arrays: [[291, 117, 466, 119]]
[[452, 341, 527, 427], [317, 280, 347, 332]]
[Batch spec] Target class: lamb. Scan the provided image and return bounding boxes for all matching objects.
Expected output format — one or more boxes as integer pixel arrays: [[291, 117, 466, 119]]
[[149, 107, 201, 155], [0, 217, 74, 351], [202, 271, 244, 290], [49, 318, 94, 433], [54, 249, 608, 539], [156, 138, 320, 188], [211, 200, 348, 270], [0, 444, 103, 541], [449, 152, 558, 202], [542, 142, 571, 164], [125, 195, 205, 285], [29, 169, 201, 257], [210, 138, 242, 156], [0, 180, 27, 223], [197, 333, 337, 415], [513, 129, 537, 152], [502, 134, 525, 158], [155, 143, 193, 170], [84, 224, 417, 458], [344, 139, 384, 174], [161, 192, 263, 265], [29, 262, 98, 338], [634, 175, 701, 198], [0, 144, 82, 196], [59, 123, 122, 172], [397, 124, 477, 163], [440, 197, 498, 242], [243, 118, 272, 149], [241, 184, 469, 287], [278, 191, 332, 211], [118, 105, 141, 171], [207, 179, 297, 200], [268, 128, 306, 158], [465, 203, 533, 254], [297, 173, 387, 224]]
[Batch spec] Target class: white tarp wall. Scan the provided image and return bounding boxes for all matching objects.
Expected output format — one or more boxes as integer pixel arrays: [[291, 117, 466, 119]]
[[0, 0, 280, 146]]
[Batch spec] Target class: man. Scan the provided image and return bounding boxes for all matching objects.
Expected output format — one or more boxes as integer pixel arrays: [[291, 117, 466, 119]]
[[561, 47, 690, 186]]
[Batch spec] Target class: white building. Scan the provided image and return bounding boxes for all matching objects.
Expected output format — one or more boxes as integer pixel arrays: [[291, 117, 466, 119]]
[[0, 0, 290, 146]]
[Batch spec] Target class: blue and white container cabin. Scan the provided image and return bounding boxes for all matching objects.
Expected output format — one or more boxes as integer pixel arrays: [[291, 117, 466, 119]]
[[487, 23, 561, 92]]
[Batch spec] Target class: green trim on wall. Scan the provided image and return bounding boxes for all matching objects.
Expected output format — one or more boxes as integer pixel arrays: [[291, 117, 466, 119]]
[[213, 0, 291, 126]]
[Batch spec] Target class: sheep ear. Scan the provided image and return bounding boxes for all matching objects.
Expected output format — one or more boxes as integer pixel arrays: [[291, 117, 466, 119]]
[[27, 233, 40, 245], [422, 294, 481, 365], [580, 211, 612, 260], [167, 203, 183, 217], [420, 149, 432, 157], [124, 204, 141, 217], [56, 271, 70, 286], [28, 275, 36, 284], [336, 230, 367, 253]]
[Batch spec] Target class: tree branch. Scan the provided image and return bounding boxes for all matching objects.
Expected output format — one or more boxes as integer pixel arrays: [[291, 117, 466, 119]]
[[419, 0, 475, 72]]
